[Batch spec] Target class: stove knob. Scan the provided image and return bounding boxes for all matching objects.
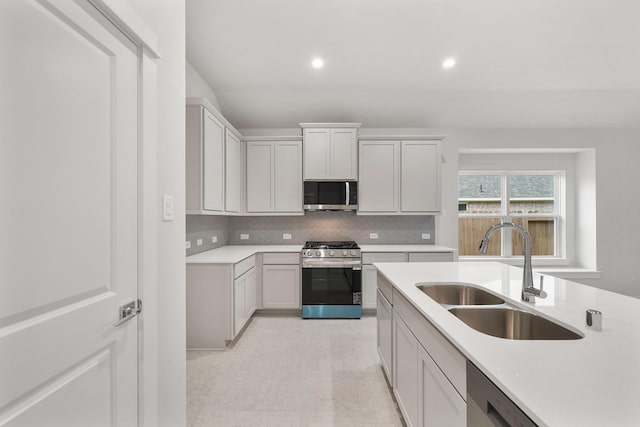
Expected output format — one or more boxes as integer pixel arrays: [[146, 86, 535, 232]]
[[342, 250, 348, 256], [315, 250, 321, 256], [350, 250, 356, 256], [307, 250, 313, 256], [329, 250, 335, 256]]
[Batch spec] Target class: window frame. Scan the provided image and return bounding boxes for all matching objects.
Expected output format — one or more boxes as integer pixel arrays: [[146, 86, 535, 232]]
[[458, 170, 567, 265]]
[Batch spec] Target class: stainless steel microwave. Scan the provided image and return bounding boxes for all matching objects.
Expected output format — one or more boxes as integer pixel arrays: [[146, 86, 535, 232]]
[[303, 181, 358, 211]]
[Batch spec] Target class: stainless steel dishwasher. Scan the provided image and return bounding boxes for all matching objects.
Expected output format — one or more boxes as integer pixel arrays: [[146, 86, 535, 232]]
[[467, 361, 538, 427]]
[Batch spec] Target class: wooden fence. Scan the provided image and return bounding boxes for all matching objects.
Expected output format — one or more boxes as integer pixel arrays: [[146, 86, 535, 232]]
[[458, 217, 554, 256]]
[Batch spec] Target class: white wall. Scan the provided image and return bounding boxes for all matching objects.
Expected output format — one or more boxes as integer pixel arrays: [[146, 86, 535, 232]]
[[436, 128, 640, 296], [186, 60, 221, 110], [125, 1, 186, 426]]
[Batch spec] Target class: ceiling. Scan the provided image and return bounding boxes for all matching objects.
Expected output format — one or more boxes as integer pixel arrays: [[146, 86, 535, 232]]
[[186, 0, 640, 129]]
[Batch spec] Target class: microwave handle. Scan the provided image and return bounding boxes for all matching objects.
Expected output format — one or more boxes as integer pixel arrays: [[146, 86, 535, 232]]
[[345, 181, 349, 205]]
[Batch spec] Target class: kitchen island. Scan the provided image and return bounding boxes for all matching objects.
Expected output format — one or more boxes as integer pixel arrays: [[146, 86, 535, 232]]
[[374, 261, 640, 427]]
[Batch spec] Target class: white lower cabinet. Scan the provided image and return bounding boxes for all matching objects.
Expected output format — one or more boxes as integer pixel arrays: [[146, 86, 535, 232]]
[[262, 256, 300, 309], [377, 289, 393, 383], [233, 267, 256, 336], [186, 256, 256, 349], [393, 311, 419, 427], [418, 345, 466, 427], [387, 290, 467, 427]]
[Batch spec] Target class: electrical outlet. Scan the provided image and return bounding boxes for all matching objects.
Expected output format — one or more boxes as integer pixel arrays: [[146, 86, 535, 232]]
[[196, 239, 203, 246], [422, 233, 431, 240], [185, 241, 191, 249], [212, 236, 218, 243], [240, 233, 249, 240], [283, 233, 292, 240], [162, 195, 174, 221], [369, 233, 378, 239]]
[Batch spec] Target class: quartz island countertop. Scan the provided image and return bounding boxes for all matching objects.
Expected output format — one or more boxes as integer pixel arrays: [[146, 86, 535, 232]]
[[374, 261, 640, 427]]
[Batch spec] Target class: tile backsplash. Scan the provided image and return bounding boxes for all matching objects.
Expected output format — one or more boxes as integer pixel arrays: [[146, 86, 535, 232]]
[[227, 212, 435, 245], [186, 215, 228, 256]]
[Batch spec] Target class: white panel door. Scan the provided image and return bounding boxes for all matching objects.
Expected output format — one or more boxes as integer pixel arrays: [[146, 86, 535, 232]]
[[0, 1, 139, 425], [225, 130, 241, 213], [359, 141, 400, 213], [274, 141, 302, 212], [401, 141, 441, 212], [303, 128, 330, 179], [203, 110, 225, 211], [330, 128, 357, 180], [246, 142, 274, 212]]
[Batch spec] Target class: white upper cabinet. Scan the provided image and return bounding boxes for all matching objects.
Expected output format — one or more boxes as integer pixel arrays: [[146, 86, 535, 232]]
[[225, 129, 241, 213], [359, 140, 400, 213], [186, 98, 244, 215], [301, 124, 360, 180], [359, 138, 442, 215], [246, 139, 303, 215]]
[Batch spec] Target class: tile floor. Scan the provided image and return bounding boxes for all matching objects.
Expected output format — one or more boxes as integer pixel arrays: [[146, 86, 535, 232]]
[[187, 314, 404, 427]]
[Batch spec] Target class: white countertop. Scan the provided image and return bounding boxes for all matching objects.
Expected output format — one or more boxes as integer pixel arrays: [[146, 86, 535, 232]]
[[186, 244, 455, 264], [186, 245, 303, 264], [374, 261, 640, 427], [359, 244, 455, 253]]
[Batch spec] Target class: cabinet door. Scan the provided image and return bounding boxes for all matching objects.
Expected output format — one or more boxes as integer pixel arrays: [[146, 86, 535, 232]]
[[274, 141, 303, 212], [330, 128, 357, 180], [362, 264, 378, 309], [203, 109, 225, 211], [246, 141, 274, 212], [401, 141, 440, 212], [359, 141, 400, 213], [262, 265, 300, 309], [418, 345, 466, 427], [233, 274, 246, 337], [303, 128, 330, 179], [244, 268, 256, 320], [393, 312, 418, 427], [377, 289, 393, 385], [225, 130, 241, 213]]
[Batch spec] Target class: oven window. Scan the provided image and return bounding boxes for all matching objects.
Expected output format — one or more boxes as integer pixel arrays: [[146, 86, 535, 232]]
[[302, 268, 355, 305]]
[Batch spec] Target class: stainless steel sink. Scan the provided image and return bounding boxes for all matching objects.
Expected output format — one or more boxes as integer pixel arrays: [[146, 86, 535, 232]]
[[449, 307, 583, 340], [417, 283, 505, 306]]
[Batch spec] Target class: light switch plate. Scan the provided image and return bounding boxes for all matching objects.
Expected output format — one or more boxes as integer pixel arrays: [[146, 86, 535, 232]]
[[369, 233, 378, 239], [240, 233, 249, 240], [283, 233, 292, 240], [196, 239, 203, 246], [162, 195, 174, 221], [422, 233, 431, 240], [185, 241, 191, 249], [212, 236, 218, 243]]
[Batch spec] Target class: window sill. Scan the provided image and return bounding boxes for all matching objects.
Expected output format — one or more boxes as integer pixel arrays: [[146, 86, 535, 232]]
[[459, 257, 601, 280]]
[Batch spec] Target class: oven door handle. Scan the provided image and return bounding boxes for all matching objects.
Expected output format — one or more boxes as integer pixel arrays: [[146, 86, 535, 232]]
[[302, 260, 362, 269]]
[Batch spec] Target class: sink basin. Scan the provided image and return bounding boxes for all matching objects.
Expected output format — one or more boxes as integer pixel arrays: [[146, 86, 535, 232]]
[[417, 283, 505, 306], [449, 307, 583, 340]]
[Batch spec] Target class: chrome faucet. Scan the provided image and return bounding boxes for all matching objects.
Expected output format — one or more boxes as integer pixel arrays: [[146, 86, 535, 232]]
[[478, 222, 547, 303]]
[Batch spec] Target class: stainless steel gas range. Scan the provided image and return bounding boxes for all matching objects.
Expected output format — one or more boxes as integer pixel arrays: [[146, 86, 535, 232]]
[[301, 241, 362, 319]]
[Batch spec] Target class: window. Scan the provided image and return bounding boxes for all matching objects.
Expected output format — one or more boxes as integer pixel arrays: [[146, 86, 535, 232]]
[[458, 172, 562, 259]]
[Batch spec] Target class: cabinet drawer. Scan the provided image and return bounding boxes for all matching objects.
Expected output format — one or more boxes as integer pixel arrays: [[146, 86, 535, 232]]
[[262, 252, 300, 265], [393, 290, 466, 399], [362, 252, 408, 264], [377, 273, 394, 305], [408, 252, 454, 262], [234, 255, 255, 278]]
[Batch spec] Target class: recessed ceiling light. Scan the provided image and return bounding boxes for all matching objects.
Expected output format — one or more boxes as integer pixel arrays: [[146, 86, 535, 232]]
[[442, 58, 456, 69], [311, 58, 324, 69]]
